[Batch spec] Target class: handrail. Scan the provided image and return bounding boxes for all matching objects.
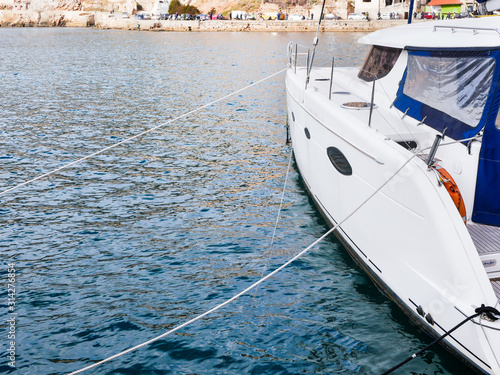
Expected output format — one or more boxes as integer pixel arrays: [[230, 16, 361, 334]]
[[433, 25, 500, 36], [287, 41, 310, 74]]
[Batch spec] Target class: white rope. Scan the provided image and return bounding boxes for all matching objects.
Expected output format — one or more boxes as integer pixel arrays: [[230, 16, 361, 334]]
[[50, 56, 480, 373], [66, 133, 481, 374], [67, 149, 420, 375], [253, 145, 294, 300], [269, 146, 294, 250], [0, 68, 287, 198], [479, 316, 500, 372]]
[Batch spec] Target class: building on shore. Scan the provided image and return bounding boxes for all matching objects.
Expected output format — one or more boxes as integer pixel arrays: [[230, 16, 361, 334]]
[[353, 0, 412, 19], [137, 0, 170, 16], [351, 0, 473, 19], [425, 0, 465, 17]]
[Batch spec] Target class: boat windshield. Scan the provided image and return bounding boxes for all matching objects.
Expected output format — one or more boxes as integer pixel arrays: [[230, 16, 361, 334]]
[[404, 54, 495, 128], [358, 45, 402, 82], [394, 49, 498, 140]]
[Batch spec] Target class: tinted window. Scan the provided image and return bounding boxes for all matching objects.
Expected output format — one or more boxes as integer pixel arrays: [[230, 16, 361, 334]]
[[304, 127, 311, 139], [327, 147, 352, 176], [358, 45, 402, 82]]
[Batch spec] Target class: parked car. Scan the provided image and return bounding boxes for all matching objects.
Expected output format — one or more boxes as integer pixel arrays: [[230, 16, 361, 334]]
[[324, 13, 341, 20], [347, 12, 367, 20], [288, 14, 305, 20], [210, 14, 225, 20], [262, 12, 278, 20], [180, 14, 196, 20], [136, 12, 151, 20], [197, 14, 209, 20], [121, 12, 129, 18], [381, 12, 392, 19], [422, 12, 434, 19]]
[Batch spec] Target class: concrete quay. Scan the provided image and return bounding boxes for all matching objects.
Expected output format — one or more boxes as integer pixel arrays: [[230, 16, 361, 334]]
[[97, 17, 406, 32], [0, 10, 408, 31]]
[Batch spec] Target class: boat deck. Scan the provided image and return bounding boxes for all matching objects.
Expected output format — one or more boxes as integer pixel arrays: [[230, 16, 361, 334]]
[[468, 222, 500, 300], [468, 222, 500, 255], [300, 67, 430, 142], [491, 279, 500, 299]]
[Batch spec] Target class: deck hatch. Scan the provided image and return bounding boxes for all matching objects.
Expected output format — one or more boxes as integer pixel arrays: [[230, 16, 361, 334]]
[[341, 101, 376, 110]]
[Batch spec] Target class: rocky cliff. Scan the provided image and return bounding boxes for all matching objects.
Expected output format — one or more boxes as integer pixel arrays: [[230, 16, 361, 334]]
[[0, 0, 342, 16], [1, 0, 137, 12], [0, 0, 349, 25], [0, 0, 81, 10]]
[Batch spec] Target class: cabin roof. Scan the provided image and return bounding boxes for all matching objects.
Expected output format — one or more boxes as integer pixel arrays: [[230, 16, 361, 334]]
[[358, 18, 500, 49]]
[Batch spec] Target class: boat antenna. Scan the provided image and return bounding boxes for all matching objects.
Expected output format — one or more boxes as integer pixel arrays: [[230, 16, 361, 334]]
[[306, 0, 327, 85]]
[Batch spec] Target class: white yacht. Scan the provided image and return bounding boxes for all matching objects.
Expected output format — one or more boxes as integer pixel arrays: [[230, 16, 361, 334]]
[[286, 17, 500, 373]]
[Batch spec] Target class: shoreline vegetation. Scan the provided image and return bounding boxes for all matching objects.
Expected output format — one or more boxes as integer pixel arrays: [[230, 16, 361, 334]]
[[0, 10, 408, 31]]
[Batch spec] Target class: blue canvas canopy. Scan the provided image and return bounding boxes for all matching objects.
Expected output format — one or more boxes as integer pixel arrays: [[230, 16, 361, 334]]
[[394, 47, 500, 226], [394, 48, 499, 141]]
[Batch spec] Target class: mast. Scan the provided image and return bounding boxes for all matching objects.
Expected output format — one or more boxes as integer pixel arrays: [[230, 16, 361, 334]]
[[408, 0, 414, 23]]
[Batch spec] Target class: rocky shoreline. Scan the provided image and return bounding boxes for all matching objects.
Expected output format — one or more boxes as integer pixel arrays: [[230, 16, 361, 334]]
[[0, 10, 408, 31]]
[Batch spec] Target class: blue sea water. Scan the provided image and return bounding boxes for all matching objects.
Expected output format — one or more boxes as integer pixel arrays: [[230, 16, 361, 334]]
[[0, 28, 466, 374]]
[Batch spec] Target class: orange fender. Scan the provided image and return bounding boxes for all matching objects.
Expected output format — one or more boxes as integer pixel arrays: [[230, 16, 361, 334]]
[[432, 164, 467, 225]]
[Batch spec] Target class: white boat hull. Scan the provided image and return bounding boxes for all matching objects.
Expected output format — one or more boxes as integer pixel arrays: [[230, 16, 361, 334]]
[[286, 61, 500, 373]]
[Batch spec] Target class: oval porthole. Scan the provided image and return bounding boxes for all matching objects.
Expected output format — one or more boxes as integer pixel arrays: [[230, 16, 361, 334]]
[[327, 147, 352, 176], [304, 127, 311, 139]]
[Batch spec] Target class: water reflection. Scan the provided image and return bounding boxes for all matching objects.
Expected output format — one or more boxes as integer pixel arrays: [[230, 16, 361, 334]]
[[0, 28, 461, 375]]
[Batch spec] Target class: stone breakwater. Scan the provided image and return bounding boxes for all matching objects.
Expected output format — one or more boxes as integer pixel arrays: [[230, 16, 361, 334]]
[[0, 11, 95, 27], [0, 10, 407, 31]]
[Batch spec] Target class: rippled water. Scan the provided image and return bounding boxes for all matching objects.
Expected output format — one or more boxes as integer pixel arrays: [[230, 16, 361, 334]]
[[1, 28, 464, 374]]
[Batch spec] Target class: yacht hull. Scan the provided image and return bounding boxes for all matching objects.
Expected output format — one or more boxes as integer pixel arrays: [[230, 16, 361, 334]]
[[286, 64, 500, 374]]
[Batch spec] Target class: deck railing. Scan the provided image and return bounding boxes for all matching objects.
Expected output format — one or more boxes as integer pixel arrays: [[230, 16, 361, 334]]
[[287, 42, 310, 74]]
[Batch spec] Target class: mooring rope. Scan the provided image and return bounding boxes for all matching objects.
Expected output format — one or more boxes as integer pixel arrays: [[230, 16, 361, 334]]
[[67, 131, 483, 374], [67, 149, 421, 375], [253, 144, 294, 300], [0, 68, 287, 198], [479, 307, 500, 373], [382, 305, 500, 374], [269, 146, 294, 250]]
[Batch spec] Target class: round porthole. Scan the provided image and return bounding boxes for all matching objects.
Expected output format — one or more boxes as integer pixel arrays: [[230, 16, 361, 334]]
[[304, 127, 311, 139], [327, 147, 352, 176]]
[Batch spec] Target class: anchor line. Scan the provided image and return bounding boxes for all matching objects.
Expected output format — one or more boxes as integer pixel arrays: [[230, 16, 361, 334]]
[[36, 54, 478, 373], [253, 144, 294, 301], [0, 68, 287, 198], [382, 305, 500, 375], [269, 146, 294, 250], [67, 134, 480, 374], [68, 148, 423, 375], [66, 132, 482, 374]]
